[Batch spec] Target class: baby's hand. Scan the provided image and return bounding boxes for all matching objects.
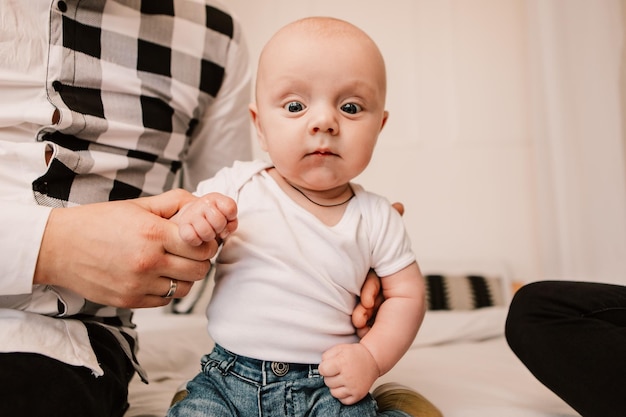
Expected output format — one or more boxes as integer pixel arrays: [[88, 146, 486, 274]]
[[173, 193, 238, 246], [318, 343, 380, 405]]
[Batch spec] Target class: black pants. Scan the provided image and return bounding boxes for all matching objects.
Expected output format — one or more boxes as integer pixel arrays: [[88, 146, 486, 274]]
[[505, 281, 626, 417], [0, 323, 135, 417]]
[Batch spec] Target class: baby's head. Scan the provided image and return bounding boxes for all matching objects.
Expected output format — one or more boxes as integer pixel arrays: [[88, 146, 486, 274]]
[[250, 17, 388, 192]]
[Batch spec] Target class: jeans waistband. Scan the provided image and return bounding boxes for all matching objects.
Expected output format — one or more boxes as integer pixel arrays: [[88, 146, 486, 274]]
[[206, 344, 320, 385]]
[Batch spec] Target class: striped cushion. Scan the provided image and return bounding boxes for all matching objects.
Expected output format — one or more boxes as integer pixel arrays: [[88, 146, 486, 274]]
[[424, 274, 505, 310]]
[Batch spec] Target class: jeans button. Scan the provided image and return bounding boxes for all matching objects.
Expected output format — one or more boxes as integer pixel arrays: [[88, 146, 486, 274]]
[[271, 362, 289, 377]]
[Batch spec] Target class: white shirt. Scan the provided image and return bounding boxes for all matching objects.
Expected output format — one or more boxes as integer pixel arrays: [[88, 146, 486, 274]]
[[196, 160, 416, 363]]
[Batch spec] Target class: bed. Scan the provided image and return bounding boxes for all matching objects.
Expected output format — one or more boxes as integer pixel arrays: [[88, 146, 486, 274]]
[[125, 261, 580, 417]]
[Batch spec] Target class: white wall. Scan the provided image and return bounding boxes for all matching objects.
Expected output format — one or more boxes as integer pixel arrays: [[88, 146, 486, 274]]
[[225, 0, 626, 283], [526, 0, 626, 284]]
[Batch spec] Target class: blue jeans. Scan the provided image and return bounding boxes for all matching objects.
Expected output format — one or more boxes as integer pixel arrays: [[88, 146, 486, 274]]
[[167, 344, 409, 417]]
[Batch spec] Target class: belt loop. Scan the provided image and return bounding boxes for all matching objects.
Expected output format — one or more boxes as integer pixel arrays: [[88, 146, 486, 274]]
[[217, 351, 237, 375]]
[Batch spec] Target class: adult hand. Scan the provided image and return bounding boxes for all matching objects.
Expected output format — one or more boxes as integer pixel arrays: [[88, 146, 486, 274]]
[[352, 270, 384, 338], [33, 189, 216, 308], [352, 201, 404, 337]]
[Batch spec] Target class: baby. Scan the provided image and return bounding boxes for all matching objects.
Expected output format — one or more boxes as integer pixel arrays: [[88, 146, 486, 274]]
[[168, 16, 433, 417]]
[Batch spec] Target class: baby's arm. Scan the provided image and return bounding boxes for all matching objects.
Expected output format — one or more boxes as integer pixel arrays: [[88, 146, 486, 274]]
[[319, 261, 425, 405], [171, 192, 238, 246]]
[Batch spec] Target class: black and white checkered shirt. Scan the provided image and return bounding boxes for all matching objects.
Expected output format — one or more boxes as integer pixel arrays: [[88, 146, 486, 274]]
[[37, 0, 249, 205], [30, 0, 252, 380]]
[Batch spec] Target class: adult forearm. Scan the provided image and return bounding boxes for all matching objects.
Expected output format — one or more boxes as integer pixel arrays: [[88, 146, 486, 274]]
[[34, 190, 217, 308]]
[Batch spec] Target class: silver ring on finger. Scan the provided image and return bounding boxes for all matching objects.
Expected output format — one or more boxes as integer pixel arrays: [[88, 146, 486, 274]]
[[163, 279, 178, 298]]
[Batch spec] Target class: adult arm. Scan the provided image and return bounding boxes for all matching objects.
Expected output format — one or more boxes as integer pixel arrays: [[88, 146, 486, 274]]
[[0, 35, 250, 307], [31, 189, 217, 308]]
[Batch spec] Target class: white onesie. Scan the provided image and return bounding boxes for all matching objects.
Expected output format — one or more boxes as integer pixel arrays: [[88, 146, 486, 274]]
[[196, 160, 415, 364]]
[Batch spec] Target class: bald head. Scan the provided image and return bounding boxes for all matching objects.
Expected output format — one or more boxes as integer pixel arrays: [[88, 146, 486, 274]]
[[255, 17, 387, 100]]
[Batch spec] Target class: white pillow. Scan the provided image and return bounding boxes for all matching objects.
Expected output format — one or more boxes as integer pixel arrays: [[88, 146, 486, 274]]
[[412, 306, 507, 347]]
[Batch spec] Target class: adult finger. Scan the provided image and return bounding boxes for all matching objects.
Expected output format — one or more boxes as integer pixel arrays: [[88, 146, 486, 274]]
[[134, 189, 197, 219], [158, 248, 214, 283], [391, 201, 404, 216], [162, 220, 220, 263], [359, 270, 381, 309]]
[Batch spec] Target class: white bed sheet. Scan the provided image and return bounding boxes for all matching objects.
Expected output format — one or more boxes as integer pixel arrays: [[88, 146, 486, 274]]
[[380, 338, 578, 417], [125, 305, 580, 417]]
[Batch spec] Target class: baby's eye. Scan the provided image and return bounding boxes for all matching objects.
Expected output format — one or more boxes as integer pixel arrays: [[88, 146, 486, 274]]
[[340, 103, 362, 115], [284, 101, 305, 113]]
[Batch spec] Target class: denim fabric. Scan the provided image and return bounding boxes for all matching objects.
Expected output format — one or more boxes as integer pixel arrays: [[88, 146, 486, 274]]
[[167, 344, 409, 417]]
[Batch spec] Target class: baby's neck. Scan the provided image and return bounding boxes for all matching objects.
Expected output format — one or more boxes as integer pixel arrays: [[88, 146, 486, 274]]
[[268, 168, 354, 226]]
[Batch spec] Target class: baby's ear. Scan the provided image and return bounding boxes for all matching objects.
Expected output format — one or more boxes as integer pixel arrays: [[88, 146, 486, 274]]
[[380, 110, 389, 132], [249, 103, 268, 151]]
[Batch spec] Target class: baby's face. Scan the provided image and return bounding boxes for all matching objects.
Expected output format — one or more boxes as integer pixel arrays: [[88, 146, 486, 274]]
[[250, 18, 388, 193]]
